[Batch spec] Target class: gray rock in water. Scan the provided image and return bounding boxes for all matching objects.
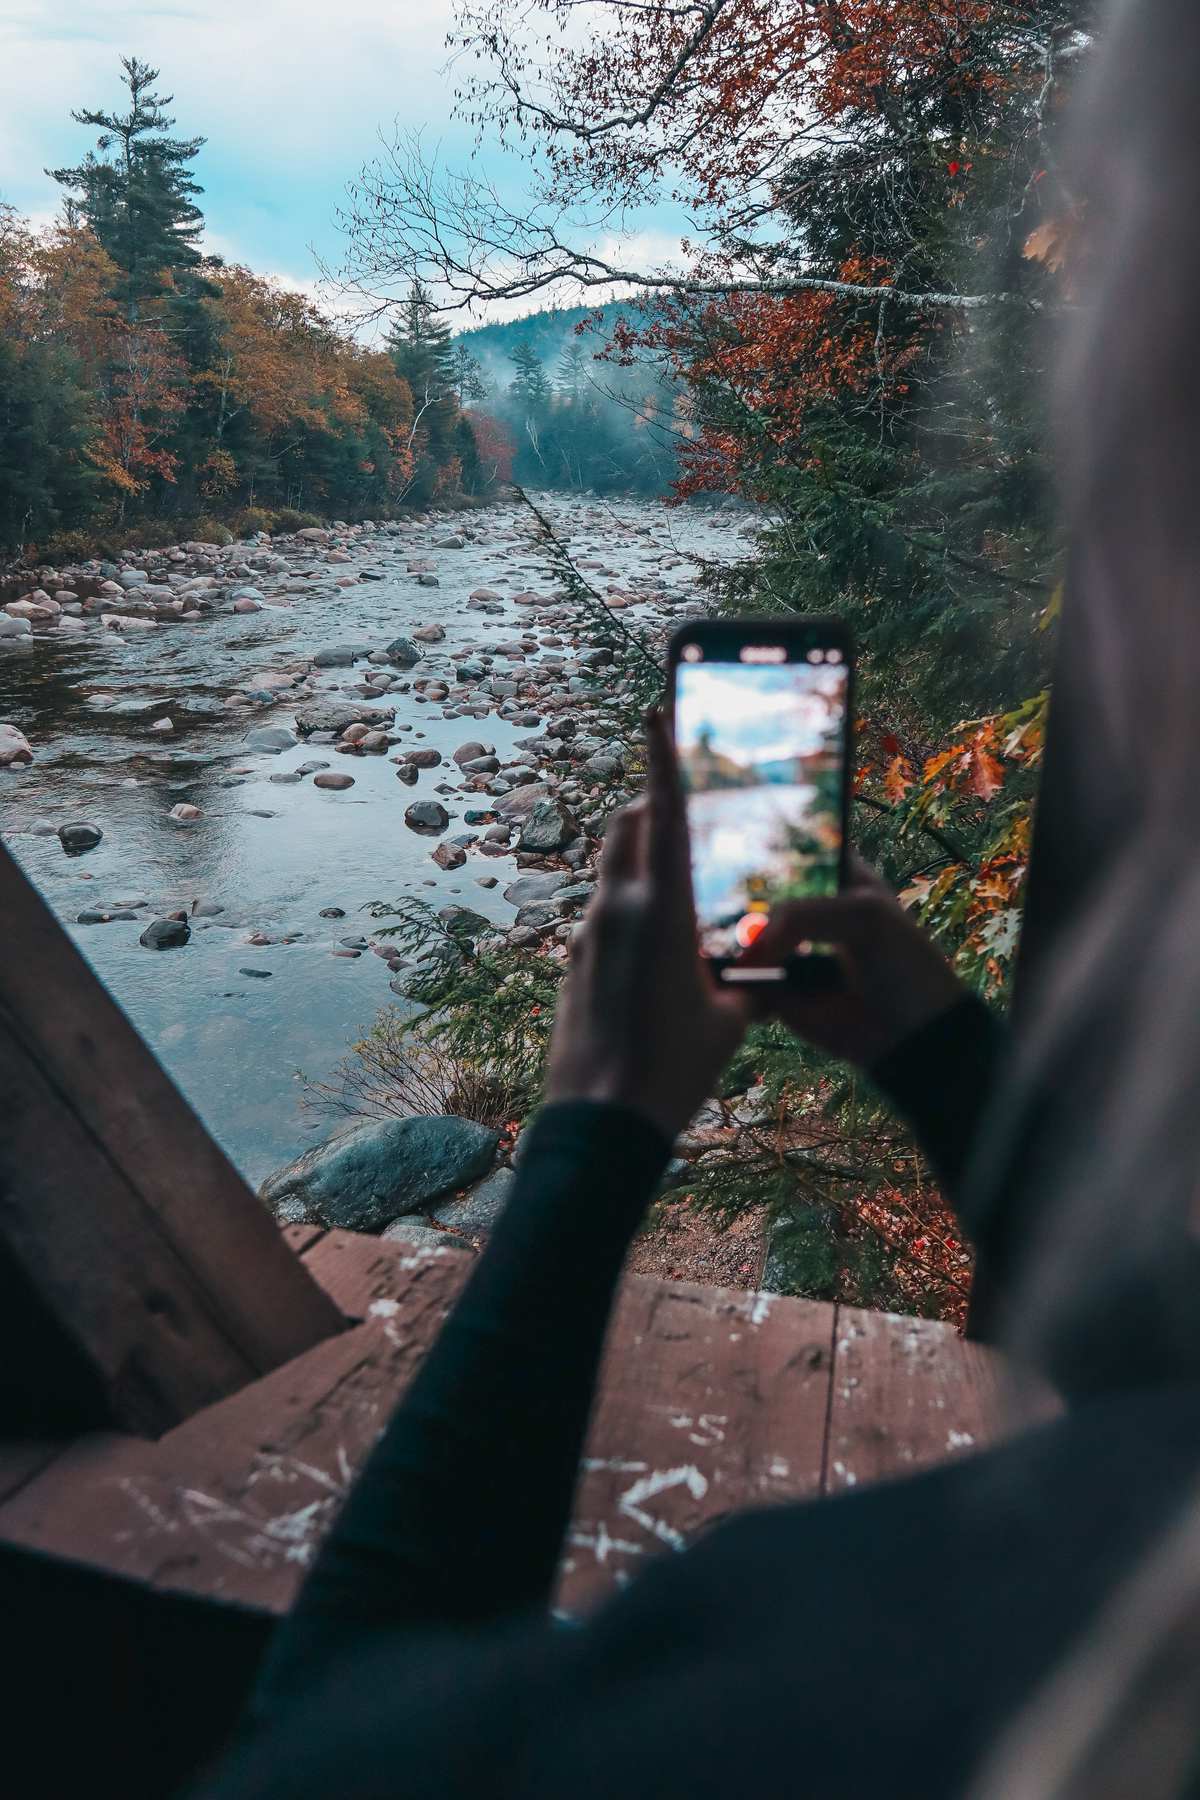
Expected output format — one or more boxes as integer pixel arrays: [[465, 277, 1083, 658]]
[[395, 763, 419, 786], [517, 797, 580, 854], [295, 702, 392, 736], [312, 644, 373, 667], [514, 901, 562, 929], [493, 782, 553, 821], [139, 916, 190, 950], [404, 800, 449, 833], [460, 754, 500, 775], [437, 905, 492, 941], [259, 1114, 499, 1232], [431, 842, 466, 870], [431, 1166, 515, 1233], [388, 937, 466, 1000], [386, 636, 422, 667], [243, 725, 299, 753], [452, 740, 492, 766], [502, 871, 568, 908], [58, 821, 103, 854]]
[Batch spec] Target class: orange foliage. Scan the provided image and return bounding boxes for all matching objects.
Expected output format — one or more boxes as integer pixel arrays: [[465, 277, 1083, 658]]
[[467, 410, 517, 485]]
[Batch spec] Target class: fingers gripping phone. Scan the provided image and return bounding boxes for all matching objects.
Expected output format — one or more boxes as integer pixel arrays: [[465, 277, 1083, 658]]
[[668, 618, 854, 991]]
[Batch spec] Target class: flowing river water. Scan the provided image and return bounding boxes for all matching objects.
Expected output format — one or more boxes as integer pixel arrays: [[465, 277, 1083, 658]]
[[0, 495, 751, 1187]]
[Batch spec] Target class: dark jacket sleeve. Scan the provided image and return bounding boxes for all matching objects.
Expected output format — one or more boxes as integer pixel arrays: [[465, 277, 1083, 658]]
[[870, 994, 1008, 1200], [253, 1099, 672, 1706], [870, 995, 1011, 1337]]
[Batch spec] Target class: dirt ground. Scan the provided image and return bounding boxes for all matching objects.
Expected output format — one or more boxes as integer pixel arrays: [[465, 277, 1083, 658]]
[[628, 1195, 770, 1290]]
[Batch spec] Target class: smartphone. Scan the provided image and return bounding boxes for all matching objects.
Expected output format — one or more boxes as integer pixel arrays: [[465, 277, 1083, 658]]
[[669, 617, 854, 989]]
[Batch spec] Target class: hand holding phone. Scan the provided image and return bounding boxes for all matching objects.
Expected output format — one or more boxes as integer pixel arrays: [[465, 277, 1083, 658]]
[[669, 618, 854, 990]]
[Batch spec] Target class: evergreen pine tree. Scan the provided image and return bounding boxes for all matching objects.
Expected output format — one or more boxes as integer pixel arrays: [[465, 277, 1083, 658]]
[[449, 341, 488, 404], [48, 56, 206, 318], [386, 280, 455, 403], [555, 338, 589, 401], [508, 341, 551, 410]]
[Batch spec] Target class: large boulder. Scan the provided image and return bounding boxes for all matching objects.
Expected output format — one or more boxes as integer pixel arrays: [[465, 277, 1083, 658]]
[[404, 800, 450, 834], [502, 871, 567, 908], [243, 725, 299, 753], [312, 644, 373, 668], [385, 636, 422, 668], [58, 821, 103, 854], [259, 1114, 499, 1231], [388, 937, 466, 1000], [139, 916, 190, 949], [430, 1167, 516, 1233], [295, 702, 393, 736], [493, 782, 553, 821], [0, 723, 33, 766], [517, 797, 580, 854]]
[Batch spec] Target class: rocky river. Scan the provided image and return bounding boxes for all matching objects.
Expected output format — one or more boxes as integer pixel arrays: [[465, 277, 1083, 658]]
[[0, 494, 752, 1193]]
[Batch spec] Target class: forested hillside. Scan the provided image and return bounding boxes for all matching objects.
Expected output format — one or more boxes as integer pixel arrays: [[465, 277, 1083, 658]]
[[0, 60, 484, 560], [451, 303, 684, 495]]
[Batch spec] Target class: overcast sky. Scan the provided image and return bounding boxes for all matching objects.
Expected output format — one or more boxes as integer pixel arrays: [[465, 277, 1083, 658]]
[[0, 0, 684, 325]]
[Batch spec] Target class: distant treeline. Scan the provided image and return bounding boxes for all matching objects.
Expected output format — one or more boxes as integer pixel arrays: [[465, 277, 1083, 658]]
[[0, 58, 488, 560], [0, 55, 693, 561]]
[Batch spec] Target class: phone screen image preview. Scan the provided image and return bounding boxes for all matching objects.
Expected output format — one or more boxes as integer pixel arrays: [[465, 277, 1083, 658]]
[[675, 653, 849, 961]]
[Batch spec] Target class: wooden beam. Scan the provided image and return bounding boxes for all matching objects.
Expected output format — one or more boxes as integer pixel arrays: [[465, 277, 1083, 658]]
[[0, 840, 343, 1437]]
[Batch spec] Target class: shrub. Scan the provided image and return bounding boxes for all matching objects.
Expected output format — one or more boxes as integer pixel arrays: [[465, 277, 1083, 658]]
[[272, 507, 323, 534], [32, 528, 98, 567], [231, 507, 277, 538], [305, 1008, 528, 1132], [190, 516, 234, 546]]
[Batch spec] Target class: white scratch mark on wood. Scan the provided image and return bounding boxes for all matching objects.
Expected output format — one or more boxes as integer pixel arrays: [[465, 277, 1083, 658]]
[[748, 1294, 772, 1327], [617, 1464, 709, 1552], [567, 1521, 646, 1566], [581, 1456, 649, 1474], [368, 1298, 400, 1318], [946, 1429, 975, 1450]]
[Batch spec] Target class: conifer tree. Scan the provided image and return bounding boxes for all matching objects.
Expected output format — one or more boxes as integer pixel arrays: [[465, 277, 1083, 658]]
[[450, 341, 488, 404], [555, 338, 589, 401], [386, 279, 455, 403], [508, 341, 551, 410], [48, 56, 205, 317]]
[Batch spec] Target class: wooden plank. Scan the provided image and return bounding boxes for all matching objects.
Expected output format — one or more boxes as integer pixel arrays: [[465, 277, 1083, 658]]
[[281, 1225, 325, 1256], [0, 1440, 68, 1506], [302, 1228, 471, 1319], [823, 1305, 1003, 1494], [0, 1252, 475, 1611], [560, 1282, 836, 1615], [0, 842, 343, 1435], [0, 1260, 1018, 1622]]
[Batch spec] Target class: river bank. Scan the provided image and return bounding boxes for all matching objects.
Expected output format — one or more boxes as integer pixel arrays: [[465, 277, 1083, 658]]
[[0, 493, 754, 1195]]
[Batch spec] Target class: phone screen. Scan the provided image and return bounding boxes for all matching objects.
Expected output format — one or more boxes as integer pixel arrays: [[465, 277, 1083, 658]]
[[674, 640, 850, 964]]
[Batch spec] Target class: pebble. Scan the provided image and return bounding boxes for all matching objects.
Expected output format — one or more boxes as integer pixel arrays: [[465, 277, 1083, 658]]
[[314, 772, 355, 790]]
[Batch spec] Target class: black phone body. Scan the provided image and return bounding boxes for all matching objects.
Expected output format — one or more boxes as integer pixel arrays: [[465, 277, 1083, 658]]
[[668, 616, 854, 991]]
